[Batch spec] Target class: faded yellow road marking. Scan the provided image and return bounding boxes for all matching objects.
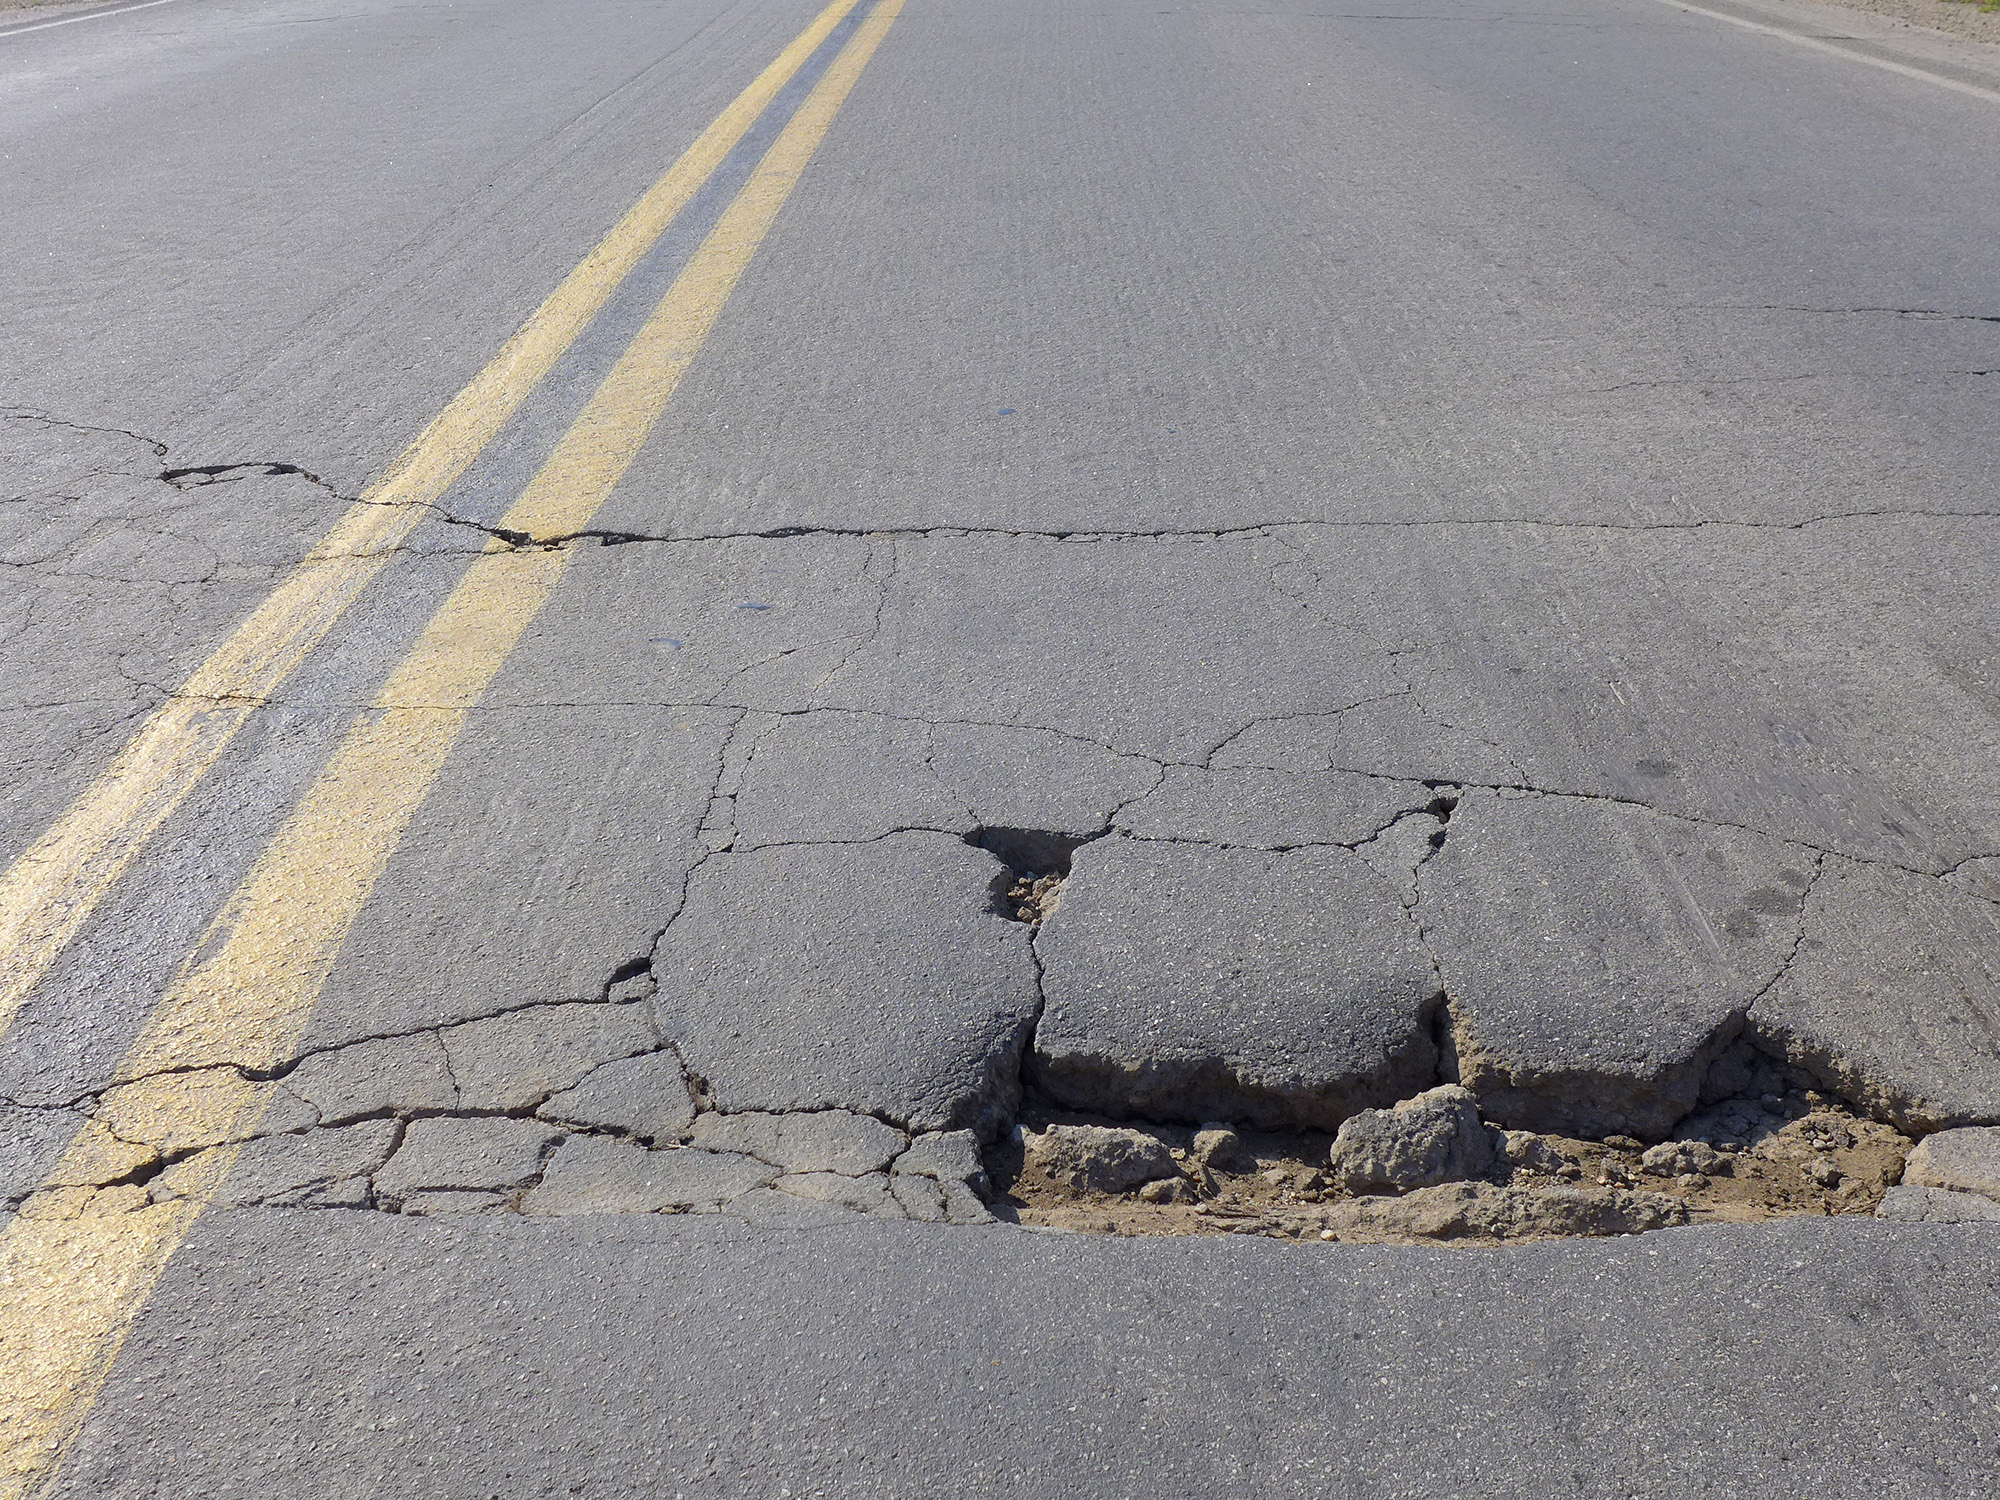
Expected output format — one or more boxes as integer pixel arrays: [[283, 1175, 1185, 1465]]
[[0, 0, 864, 1044], [0, 3, 904, 1493]]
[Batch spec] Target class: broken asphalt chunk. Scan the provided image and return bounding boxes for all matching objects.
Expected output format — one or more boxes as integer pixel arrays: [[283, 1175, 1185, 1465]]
[[537, 1052, 697, 1143], [1901, 1125, 2000, 1203], [654, 832, 1041, 1136], [1018, 1124, 1177, 1195], [1752, 858, 2000, 1132], [374, 1117, 563, 1202], [150, 1121, 399, 1209], [523, 1136, 775, 1214], [440, 1002, 658, 1113], [1419, 791, 1813, 1139], [1035, 837, 1440, 1130], [1327, 1084, 1496, 1194]]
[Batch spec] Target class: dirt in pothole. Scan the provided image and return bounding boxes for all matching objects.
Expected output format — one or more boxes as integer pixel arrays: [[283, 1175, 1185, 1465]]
[[1004, 871, 1065, 925], [986, 1090, 1914, 1245]]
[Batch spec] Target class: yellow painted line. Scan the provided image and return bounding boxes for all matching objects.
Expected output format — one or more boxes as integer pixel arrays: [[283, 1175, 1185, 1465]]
[[0, 0, 865, 1045], [0, 3, 905, 1492]]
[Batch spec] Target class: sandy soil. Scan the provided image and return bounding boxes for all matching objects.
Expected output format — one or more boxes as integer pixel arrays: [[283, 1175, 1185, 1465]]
[[1804, 0, 2000, 48], [991, 1090, 1914, 1246]]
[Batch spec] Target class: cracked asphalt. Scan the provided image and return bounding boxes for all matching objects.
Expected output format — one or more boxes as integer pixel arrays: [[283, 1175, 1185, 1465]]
[[4, 0, 2000, 1493]]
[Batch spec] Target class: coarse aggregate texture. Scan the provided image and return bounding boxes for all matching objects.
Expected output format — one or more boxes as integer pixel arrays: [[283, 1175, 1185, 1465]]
[[992, 1087, 1918, 1243], [40, 1210, 2000, 1500], [1902, 1126, 2000, 1201], [7, 0, 2000, 1487], [652, 832, 1042, 1137], [1034, 836, 1444, 1130]]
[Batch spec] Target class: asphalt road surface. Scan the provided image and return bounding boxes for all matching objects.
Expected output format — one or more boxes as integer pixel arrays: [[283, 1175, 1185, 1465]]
[[3, 0, 2000, 1493]]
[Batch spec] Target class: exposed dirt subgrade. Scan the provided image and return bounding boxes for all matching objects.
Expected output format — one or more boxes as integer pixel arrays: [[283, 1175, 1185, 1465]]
[[1003, 870, 1065, 925], [987, 1087, 1913, 1245]]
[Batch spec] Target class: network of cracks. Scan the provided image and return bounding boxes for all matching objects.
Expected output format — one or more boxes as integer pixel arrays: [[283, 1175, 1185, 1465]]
[[976, 833, 1982, 1243], [8, 815, 1997, 1247]]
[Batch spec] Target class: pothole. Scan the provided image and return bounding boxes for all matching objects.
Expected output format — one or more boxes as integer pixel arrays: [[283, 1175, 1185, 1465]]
[[969, 826, 1096, 927], [985, 1086, 1915, 1244]]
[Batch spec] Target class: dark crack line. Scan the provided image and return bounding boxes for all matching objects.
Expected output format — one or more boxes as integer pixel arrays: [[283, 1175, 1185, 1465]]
[[1201, 692, 1412, 767], [156, 459, 538, 549], [242, 690, 1999, 883], [1, 407, 170, 456], [1582, 368, 2000, 395], [8, 993, 663, 1115], [1698, 305, 2000, 325], [438, 507, 2000, 552], [1742, 851, 1828, 1018]]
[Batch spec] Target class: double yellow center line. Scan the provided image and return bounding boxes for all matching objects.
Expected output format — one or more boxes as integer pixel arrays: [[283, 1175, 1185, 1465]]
[[0, 1, 903, 1491], [0, 0, 864, 1042]]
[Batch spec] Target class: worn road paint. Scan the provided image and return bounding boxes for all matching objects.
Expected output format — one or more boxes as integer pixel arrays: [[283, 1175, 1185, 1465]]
[[0, 3, 904, 1492], [0, 0, 864, 1046], [0, 0, 868, 1048], [1652, 0, 2000, 107], [0, 0, 187, 42]]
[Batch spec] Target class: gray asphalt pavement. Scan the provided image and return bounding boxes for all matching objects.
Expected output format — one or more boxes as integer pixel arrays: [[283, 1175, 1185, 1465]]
[[4, 0, 2000, 1491], [46, 1213, 2000, 1499]]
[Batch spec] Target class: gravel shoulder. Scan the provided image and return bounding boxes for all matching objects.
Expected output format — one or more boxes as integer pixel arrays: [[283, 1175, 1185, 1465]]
[[1806, 0, 2000, 48]]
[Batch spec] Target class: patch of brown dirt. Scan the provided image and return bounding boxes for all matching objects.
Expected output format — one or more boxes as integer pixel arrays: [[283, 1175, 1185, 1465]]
[[988, 1090, 1912, 1245]]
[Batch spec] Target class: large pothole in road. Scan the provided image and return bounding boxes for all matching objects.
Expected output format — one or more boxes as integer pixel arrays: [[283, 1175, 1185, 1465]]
[[986, 1085, 1914, 1244]]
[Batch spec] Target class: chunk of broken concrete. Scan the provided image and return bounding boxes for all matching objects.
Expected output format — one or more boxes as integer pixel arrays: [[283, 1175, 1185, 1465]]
[[655, 833, 1041, 1136], [1420, 791, 1814, 1139], [374, 1117, 563, 1199], [1496, 1129, 1570, 1176], [1640, 1139, 1730, 1179], [537, 1052, 697, 1144], [1019, 1124, 1177, 1195], [1191, 1122, 1253, 1173], [1875, 1184, 2000, 1223], [1035, 838, 1441, 1131], [688, 1109, 907, 1176], [440, 1003, 658, 1112], [1328, 1084, 1495, 1194], [1900, 1126, 2000, 1203], [523, 1135, 776, 1214]]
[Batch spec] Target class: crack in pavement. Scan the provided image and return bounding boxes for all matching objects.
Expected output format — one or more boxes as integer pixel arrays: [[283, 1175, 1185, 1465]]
[[411, 507, 2000, 552], [1581, 367, 2000, 395], [153, 459, 537, 547], [203, 690, 1989, 884], [0, 407, 170, 457]]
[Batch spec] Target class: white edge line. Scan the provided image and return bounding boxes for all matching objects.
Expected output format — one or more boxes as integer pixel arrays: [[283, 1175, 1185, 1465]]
[[1654, 0, 2000, 106], [0, 0, 185, 40]]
